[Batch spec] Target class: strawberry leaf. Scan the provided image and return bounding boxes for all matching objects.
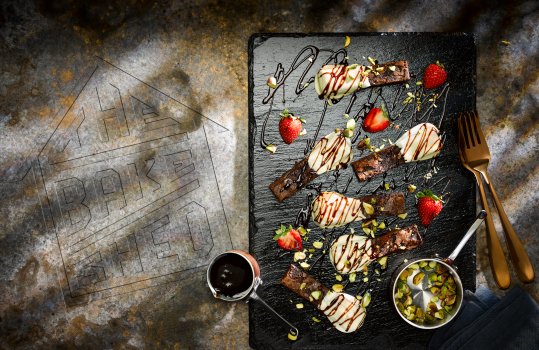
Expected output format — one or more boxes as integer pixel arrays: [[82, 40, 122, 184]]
[[380, 102, 389, 120], [416, 189, 441, 202], [280, 109, 292, 118]]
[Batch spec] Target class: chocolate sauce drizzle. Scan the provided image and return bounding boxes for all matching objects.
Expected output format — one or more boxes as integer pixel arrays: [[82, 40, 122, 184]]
[[260, 43, 451, 302]]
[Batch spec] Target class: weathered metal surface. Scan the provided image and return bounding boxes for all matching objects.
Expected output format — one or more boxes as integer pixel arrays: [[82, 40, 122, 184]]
[[0, 1, 537, 349]]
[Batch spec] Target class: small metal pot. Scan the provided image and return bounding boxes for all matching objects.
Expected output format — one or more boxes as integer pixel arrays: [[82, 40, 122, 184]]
[[207, 250, 299, 337], [391, 210, 486, 329]]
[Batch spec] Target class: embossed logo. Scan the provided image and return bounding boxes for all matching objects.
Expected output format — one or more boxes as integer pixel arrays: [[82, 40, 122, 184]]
[[12, 59, 232, 305]]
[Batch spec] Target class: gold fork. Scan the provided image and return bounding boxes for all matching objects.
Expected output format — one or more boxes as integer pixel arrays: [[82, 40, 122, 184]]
[[457, 115, 510, 289], [459, 111, 535, 283]]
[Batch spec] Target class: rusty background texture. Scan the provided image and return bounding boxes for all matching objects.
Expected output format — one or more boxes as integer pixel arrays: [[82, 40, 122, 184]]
[[0, 0, 538, 349]]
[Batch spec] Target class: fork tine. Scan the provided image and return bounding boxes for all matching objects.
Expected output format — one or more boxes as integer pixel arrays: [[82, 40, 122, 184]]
[[457, 114, 469, 155], [471, 111, 487, 146], [464, 111, 477, 147], [459, 112, 472, 149]]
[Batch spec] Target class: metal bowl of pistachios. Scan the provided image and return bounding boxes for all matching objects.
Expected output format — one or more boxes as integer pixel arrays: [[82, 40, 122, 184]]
[[391, 210, 486, 329], [392, 258, 463, 329]]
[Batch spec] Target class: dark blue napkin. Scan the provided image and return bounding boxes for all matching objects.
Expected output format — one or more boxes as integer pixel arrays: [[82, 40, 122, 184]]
[[429, 285, 539, 350]]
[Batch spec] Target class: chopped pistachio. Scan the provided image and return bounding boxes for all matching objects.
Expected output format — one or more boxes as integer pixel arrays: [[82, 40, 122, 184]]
[[408, 184, 417, 193], [299, 282, 306, 291], [312, 241, 323, 249], [416, 81, 423, 85], [343, 129, 353, 138], [363, 277, 369, 282], [397, 213, 408, 219], [335, 274, 343, 282], [299, 128, 307, 136], [344, 35, 351, 48], [265, 144, 277, 153], [349, 272, 357, 282], [384, 183, 390, 191], [332, 284, 344, 292], [375, 66, 384, 72], [311, 290, 322, 300], [266, 76, 277, 88], [388, 65, 396, 71], [409, 263, 420, 270], [378, 222, 386, 230], [293, 251, 306, 261], [501, 40, 510, 46], [312, 316, 321, 323], [362, 202, 375, 215], [298, 227, 309, 236], [295, 303, 304, 309], [362, 292, 372, 307], [367, 56, 377, 65], [377, 256, 388, 269], [288, 331, 298, 341], [346, 118, 356, 130], [362, 227, 372, 235], [343, 113, 350, 119], [413, 272, 425, 285], [300, 262, 310, 269]]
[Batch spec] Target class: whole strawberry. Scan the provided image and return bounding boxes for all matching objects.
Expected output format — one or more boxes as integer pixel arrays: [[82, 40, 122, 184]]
[[279, 109, 305, 144], [274, 224, 303, 251], [362, 104, 390, 133], [416, 189, 443, 227], [423, 62, 447, 89]]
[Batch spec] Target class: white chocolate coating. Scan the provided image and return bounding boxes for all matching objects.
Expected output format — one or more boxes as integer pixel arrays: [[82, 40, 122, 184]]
[[395, 123, 443, 162], [311, 192, 366, 229], [329, 234, 373, 274], [315, 64, 371, 101], [308, 132, 352, 175], [320, 291, 367, 333]]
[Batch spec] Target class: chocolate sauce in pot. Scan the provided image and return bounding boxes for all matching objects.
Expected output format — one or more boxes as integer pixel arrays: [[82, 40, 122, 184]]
[[209, 253, 253, 298]]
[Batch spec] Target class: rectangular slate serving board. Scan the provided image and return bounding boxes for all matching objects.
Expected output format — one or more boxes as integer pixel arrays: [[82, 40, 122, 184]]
[[248, 33, 476, 349]]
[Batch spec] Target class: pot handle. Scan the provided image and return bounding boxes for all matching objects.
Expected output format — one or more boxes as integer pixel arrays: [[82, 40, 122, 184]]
[[249, 290, 299, 339], [446, 210, 487, 264]]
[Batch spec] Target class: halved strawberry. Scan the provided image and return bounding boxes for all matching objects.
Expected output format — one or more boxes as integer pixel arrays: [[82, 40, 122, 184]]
[[279, 109, 305, 144], [362, 104, 390, 133], [273, 225, 303, 251], [416, 189, 443, 227]]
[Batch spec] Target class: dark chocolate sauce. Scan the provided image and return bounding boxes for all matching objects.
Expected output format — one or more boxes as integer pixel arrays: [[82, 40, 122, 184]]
[[209, 253, 253, 298], [257, 42, 451, 297]]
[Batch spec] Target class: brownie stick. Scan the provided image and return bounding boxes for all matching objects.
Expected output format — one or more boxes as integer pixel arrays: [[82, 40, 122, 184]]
[[330, 225, 423, 274], [311, 191, 406, 229], [269, 129, 353, 202], [269, 158, 319, 202], [351, 145, 405, 182], [281, 264, 368, 333], [316, 60, 410, 103], [281, 264, 330, 309], [368, 60, 410, 87], [352, 123, 443, 182]]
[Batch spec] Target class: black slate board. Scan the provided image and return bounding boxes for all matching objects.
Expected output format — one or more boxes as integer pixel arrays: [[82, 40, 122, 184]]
[[248, 33, 476, 349]]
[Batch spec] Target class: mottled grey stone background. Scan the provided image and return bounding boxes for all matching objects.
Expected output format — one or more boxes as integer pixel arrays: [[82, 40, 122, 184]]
[[0, 0, 537, 349]]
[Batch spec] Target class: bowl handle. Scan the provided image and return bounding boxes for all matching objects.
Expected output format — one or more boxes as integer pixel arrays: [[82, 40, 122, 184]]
[[445, 210, 486, 264]]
